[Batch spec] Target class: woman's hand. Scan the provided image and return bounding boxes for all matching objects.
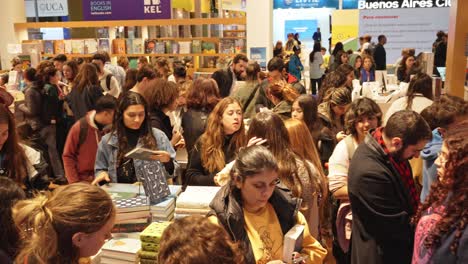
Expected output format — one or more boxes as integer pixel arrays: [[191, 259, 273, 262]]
[[150, 151, 171, 163], [247, 137, 267, 147], [91, 172, 111, 186], [170, 130, 183, 147], [336, 131, 346, 142]]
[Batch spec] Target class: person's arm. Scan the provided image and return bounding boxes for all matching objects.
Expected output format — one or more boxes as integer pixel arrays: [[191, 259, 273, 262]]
[[185, 144, 215, 186], [154, 128, 177, 176], [297, 212, 328, 264], [62, 122, 81, 183], [108, 76, 121, 98], [94, 136, 112, 183], [327, 141, 350, 200]]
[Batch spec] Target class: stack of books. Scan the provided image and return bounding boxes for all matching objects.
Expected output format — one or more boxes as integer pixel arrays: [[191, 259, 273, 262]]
[[138, 222, 172, 264], [151, 185, 182, 221], [113, 196, 151, 232], [174, 186, 220, 219], [101, 237, 141, 264]]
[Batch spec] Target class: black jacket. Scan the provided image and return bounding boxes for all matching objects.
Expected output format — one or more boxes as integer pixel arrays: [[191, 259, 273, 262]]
[[348, 133, 415, 264], [181, 107, 210, 154], [211, 67, 234, 98], [208, 185, 299, 264], [373, 43, 386, 70], [185, 136, 236, 186], [149, 108, 173, 141], [66, 85, 103, 120]]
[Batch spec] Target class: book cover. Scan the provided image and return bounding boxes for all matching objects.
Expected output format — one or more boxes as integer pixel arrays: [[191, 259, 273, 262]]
[[134, 161, 171, 204], [71, 39, 84, 54], [84, 39, 98, 54], [140, 222, 171, 243], [171, 42, 180, 54], [98, 39, 110, 52], [179, 41, 191, 54], [201, 41, 217, 54], [176, 186, 221, 209], [124, 147, 161, 161], [164, 41, 173, 54], [43, 40, 54, 54], [219, 39, 235, 54], [133, 39, 144, 54], [154, 42, 165, 54], [235, 39, 246, 53], [64, 40, 72, 54], [125, 39, 134, 54], [145, 39, 157, 54], [141, 241, 160, 252], [282, 224, 305, 263], [53, 40, 65, 54], [114, 196, 149, 213], [101, 238, 141, 261], [191, 39, 201, 53], [112, 39, 126, 55]]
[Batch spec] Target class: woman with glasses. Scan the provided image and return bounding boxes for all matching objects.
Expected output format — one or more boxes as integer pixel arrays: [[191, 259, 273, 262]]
[[209, 145, 327, 264]]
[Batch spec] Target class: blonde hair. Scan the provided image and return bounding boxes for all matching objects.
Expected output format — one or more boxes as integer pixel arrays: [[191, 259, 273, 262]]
[[14, 183, 115, 264], [268, 80, 299, 103]]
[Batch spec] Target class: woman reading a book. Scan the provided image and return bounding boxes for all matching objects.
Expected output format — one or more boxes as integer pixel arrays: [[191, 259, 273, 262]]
[[13, 183, 115, 264], [185, 97, 246, 186], [209, 145, 327, 264], [93, 92, 177, 185]]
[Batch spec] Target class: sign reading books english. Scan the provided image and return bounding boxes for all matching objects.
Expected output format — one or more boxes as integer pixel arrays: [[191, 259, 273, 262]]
[[358, 0, 451, 9], [82, 0, 171, 21]]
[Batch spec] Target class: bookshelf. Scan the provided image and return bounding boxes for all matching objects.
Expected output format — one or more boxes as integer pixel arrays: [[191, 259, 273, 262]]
[[15, 17, 246, 72]]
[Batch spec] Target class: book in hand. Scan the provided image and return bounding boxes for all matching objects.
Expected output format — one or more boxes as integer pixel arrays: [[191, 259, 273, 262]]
[[282, 224, 305, 263], [124, 147, 161, 161]]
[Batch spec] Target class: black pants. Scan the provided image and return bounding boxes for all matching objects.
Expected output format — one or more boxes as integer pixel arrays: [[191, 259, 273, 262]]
[[310, 78, 322, 95]]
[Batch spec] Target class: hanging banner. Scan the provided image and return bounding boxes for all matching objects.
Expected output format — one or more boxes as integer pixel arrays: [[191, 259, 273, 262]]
[[25, 0, 69, 17], [332, 10, 359, 51], [82, 0, 171, 20], [273, 0, 339, 9], [353, 0, 451, 10]]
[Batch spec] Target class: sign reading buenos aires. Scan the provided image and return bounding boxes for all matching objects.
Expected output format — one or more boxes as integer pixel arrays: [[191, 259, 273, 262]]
[[82, 0, 171, 20], [358, 0, 451, 9]]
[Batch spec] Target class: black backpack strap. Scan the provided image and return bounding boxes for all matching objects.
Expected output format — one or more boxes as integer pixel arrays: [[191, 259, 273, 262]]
[[106, 74, 113, 91], [77, 117, 88, 149], [242, 84, 260, 113]]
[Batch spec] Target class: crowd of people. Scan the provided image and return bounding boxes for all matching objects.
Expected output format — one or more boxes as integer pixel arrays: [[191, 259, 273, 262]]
[[0, 27, 465, 264]]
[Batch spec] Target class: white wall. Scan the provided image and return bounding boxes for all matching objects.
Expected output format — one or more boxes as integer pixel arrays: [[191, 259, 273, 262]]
[[246, 0, 273, 63], [0, 1, 27, 70]]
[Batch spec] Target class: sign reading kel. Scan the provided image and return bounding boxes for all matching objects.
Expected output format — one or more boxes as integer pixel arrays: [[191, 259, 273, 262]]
[[144, 0, 162, 13]]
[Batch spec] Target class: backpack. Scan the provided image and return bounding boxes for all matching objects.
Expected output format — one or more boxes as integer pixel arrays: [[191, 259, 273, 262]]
[[40, 85, 60, 125]]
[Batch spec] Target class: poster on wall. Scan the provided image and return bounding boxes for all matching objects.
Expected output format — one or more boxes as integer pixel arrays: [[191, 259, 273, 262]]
[[250, 47, 267, 70], [25, 0, 69, 17], [222, 0, 246, 11], [332, 10, 359, 51], [274, 0, 339, 9], [359, 7, 449, 63], [284, 20, 317, 40], [82, 0, 171, 20]]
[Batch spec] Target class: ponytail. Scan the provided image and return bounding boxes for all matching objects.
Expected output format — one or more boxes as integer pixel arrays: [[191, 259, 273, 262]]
[[268, 81, 299, 103]]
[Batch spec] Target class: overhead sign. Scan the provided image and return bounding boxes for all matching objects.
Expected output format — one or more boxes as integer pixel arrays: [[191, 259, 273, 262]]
[[274, 0, 339, 9], [357, 0, 451, 9], [82, 0, 171, 20], [25, 0, 68, 17]]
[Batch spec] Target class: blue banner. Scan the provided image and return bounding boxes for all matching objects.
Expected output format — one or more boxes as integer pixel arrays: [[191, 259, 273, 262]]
[[343, 0, 359, 9], [274, 0, 339, 9], [284, 20, 317, 40]]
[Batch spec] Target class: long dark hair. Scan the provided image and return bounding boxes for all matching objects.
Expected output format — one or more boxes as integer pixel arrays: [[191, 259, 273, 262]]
[[293, 95, 320, 142], [0, 177, 26, 259], [73, 63, 100, 93], [112, 92, 157, 166], [309, 42, 321, 63], [0, 105, 29, 185], [406, 73, 433, 110], [332, 42, 344, 57], [413, 120, 468, 254]]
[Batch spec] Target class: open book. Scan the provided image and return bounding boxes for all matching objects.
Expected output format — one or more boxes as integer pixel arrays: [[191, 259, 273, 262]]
[[283, 224, 305, 263], [125, 147, 160, 161]]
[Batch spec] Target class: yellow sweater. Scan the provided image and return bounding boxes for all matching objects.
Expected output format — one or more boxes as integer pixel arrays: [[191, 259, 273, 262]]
[[209, 203, 327, 264]]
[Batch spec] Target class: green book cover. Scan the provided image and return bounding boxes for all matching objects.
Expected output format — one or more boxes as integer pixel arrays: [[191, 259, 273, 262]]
[[141, 241, 160, 252], [140, 222, 171, 243], [138, 250, 158, 260]]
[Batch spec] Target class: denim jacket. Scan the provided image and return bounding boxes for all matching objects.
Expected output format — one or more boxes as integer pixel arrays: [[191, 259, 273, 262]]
[[95, 128, 177, 183]]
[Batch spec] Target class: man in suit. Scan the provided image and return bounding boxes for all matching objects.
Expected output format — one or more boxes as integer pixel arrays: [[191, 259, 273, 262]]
[[348, 110, 432, 264], [211, 54, 248, 98]]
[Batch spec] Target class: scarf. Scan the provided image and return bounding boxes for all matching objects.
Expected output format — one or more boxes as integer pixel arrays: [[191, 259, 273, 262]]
[[373, 127, 419, 212]]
